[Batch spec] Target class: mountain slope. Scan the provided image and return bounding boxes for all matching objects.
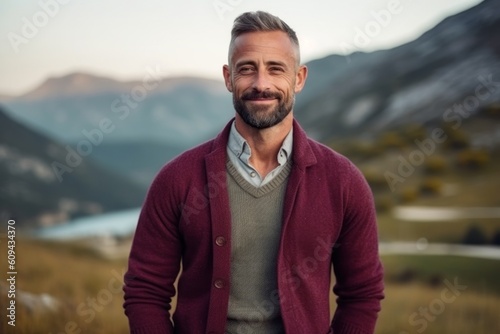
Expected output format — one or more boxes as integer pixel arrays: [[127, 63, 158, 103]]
[[295, 0, 500, 141], [88, 141, 184, 187], [3, 74, 232, 147], [0, 107, 146, 227]]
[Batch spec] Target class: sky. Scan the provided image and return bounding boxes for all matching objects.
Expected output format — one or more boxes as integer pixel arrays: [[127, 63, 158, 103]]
[[0, 0, 482, 96]]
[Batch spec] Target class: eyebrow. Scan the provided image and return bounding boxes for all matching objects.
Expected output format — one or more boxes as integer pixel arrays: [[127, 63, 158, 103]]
[[234, 59, 288, 69], [266, 60, 288, 68], [234, 60, 257, 68]]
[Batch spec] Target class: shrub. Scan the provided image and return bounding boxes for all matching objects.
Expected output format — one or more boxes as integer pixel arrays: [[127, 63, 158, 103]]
[[332, 140, 383, 160], [403, 124, 428, 142], [491, 230, 500, 246], [374, 195, 393, 213], [362, 167, 386, 191], [388, 268, 418, 284], [419, 177, 443, 195], [457, 149, 490, 170], [442, 126, 470, 150], [462, 225, 487, 245], [351, 141, 383, 158], [424, 155, 448, 175], [379, 131, 406, 150], [427, 274, 444, 288], [483, 103, 500, 117], [399, 187, 418, 203]]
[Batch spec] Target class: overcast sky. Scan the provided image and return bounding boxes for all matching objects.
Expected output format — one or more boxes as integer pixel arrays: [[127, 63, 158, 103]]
[[0, 0, 482, 96]]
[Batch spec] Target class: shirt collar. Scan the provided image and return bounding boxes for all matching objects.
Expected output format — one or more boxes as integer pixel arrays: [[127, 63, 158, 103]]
[[228, 121, 293, 165]]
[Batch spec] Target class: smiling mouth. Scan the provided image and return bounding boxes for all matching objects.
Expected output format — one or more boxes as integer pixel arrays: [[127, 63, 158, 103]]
[[242, 90, 281, 102], [245, 98, 277, 103]]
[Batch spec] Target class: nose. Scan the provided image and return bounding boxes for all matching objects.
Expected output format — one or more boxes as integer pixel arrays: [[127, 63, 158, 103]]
[[251, 69, 272, 92]]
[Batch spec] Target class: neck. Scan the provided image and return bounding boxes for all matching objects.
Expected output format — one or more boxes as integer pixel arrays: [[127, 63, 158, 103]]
[[234, 113, 293, 178]]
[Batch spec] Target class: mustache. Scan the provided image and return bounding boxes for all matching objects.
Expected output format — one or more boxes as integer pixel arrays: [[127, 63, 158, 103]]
[[241, 90, 282, 100]]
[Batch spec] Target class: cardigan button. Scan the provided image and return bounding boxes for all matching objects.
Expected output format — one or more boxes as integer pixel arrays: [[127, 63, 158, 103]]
[[215, 236, 226, 246], [214, 279, 225, 289]]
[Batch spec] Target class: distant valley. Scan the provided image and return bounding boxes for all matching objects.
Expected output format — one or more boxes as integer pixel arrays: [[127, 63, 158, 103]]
[[0, 108, 145, 227]]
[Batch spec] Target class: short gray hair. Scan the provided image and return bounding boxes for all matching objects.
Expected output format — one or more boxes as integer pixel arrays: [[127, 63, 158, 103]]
[[229, 11, 300, 64]]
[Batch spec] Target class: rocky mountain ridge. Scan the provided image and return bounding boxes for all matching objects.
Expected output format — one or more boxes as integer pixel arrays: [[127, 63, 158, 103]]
[[295, 0, 500, 141]]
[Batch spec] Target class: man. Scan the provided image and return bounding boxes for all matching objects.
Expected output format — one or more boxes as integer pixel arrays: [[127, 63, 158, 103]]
[[124, 11, 384, 334]]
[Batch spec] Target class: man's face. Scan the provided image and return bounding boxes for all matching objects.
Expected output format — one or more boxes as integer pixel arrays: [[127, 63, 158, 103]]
[[223, 31, 307, 129]]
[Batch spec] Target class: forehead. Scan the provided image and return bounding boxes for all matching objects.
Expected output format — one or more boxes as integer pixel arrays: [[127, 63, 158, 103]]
[[230, 31, 297, 65]]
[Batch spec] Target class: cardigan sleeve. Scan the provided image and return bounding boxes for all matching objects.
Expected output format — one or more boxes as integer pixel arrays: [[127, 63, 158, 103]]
[[330, 162, 384, 334], [123, 167, 182, 334]]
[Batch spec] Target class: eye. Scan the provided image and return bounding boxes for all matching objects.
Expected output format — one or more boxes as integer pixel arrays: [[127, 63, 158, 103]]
[[239, 66, 255, 74], [269, 66, 285, 73]]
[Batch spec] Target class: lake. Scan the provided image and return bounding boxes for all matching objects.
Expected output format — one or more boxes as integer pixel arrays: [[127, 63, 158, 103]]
[[35, 207, 500, 260], [36, 207, 141, 239]]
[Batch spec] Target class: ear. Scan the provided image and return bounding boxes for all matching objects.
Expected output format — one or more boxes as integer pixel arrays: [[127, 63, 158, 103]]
[[294, 65, 308, 94], [222, 65, 233, 92]]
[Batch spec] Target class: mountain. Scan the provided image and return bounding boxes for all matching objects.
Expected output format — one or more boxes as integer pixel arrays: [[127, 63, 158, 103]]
[[18, 72, 130, 101], [294, 0, 500, 141], [88, 140, 185, 186], [0, 107, 146, 228], [2, 0, 499, 193], [3, 73, 232, 147], [2, 73, 233, 188]]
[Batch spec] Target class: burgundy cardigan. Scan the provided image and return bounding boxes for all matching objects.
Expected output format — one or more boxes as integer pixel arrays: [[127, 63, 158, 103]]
[[123, 119, 384, 334]]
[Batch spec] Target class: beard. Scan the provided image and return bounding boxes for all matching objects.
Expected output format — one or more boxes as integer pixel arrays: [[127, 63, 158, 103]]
[[233, 89, 294, 129]]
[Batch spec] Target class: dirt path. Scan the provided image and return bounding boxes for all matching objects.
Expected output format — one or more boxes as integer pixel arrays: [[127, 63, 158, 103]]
[[393, 206, 500, 221], [379, 242, 500, 259]]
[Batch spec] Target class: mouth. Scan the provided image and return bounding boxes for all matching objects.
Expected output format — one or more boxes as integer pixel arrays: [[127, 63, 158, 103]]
[[241, 90, 281, 103], [245, 97, 277, 103]]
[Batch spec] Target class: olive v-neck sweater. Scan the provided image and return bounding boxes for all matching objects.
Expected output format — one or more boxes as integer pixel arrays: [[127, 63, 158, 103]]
[[225, 159, 292, 333]]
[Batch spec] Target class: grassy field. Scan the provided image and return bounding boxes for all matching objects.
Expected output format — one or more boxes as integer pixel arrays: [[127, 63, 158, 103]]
[[382, 255, 500, 294], [0, 239, 129, 334], [373, 153, 500, 244], [1, 238, 499, 334], [377, 283, 500, 334]]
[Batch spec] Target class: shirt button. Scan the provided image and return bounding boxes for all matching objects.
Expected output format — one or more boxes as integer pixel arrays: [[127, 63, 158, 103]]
[[250, 171, 256, 177], [214, 279, 225, 289], [215, 236, 226, 246]]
